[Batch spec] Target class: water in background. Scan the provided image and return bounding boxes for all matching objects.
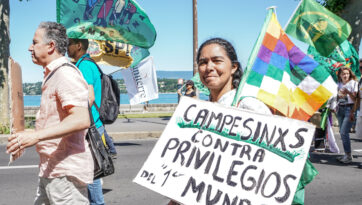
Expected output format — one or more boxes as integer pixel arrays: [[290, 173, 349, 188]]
[[24, 93, 209, 106], [112, 70, 193, 80]]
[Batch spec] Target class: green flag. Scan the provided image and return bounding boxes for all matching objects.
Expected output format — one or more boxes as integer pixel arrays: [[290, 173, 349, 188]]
[[285, 0, 351, 56], [308, 40, 361, 81], [191, 73, 210, 96], [57, 0, 156, 48]]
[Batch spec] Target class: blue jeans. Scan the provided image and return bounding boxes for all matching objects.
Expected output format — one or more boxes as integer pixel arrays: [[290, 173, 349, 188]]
[[104, 129, 117, 154], [88, 126, 106, 205], [336, 105, 353, 153]]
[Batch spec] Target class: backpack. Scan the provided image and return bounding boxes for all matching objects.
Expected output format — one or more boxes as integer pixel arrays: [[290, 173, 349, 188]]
[[80, 57, 120, 124]]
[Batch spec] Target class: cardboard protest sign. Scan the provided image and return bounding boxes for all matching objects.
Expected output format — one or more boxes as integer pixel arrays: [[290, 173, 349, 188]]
[[9, 58, 24, 133], [134, 97, 315, 205]]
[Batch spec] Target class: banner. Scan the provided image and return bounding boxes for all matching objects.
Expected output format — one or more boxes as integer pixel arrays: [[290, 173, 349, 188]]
[[87, 39, 149, 68], [120, 56, 158, 104], [285, 0, 351, 56], [57, 0, 157, 48], [134, 97, 315, 205], [233, 9, 337, 121]]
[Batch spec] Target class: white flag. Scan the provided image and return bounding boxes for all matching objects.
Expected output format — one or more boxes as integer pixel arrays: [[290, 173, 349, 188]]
[[121, 56, 158, 105], [327, 115, 340, 153]]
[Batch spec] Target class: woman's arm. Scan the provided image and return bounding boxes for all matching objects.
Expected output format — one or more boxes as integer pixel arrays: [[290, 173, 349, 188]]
[[177, 89, 182, 96], [350, 92, 360, 121]]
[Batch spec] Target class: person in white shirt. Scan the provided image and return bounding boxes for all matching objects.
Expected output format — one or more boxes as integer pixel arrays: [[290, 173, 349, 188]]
[[351, 60, 362, 168], [334, 66, 358, 164]]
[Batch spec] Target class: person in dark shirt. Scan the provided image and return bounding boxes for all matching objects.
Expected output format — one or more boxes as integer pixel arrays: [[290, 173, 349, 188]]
[[177, 80, 196, 98]]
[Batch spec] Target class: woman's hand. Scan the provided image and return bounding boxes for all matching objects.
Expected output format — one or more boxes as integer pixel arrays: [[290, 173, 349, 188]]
[[177, 89, 182, 96]]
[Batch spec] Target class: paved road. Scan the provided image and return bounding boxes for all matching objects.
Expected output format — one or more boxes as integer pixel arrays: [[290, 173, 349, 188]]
[[0, 117, 362, 204], [0, 139, 170, 205], [106, 117, 170, 132]]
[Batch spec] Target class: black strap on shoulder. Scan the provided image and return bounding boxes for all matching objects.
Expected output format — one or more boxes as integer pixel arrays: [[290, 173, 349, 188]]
[[78, 56, 104, 76], [44, 63, 77, 84]]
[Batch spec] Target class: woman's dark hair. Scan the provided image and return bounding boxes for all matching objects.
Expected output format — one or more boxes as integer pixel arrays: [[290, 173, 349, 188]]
[[337, 66, 356, 82], [196, 38, 243, 88], [186, 80, 195, 90]]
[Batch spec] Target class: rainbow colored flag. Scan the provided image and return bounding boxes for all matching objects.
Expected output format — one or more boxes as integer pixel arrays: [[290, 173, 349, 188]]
[[233, 8, 337, 121]]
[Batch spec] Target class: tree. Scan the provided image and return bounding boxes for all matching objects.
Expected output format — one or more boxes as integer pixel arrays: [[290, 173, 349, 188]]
[[319, 0, 362, 53], [0, 1, 10, 129]]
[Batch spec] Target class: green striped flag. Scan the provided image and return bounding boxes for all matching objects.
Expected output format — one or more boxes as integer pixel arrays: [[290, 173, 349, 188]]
[[57, 0, 156, 48], [285, 0, 351, 56]]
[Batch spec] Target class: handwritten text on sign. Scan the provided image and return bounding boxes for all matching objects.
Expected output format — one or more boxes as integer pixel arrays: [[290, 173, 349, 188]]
[[134, 97, 315, 205]]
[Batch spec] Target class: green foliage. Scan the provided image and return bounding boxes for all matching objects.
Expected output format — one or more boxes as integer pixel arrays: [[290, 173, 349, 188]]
[[23, 82, 42, 95], [317, 0, 350, 15], [157, 78, 178, 93], [23, 78, 181, 95], [25, 116, 35, 129], [0, 123, 10, 134]]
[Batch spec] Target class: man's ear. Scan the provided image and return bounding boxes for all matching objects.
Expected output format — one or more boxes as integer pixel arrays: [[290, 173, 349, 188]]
[[76, 42, 83, 51], [47, 41, 56, 54]]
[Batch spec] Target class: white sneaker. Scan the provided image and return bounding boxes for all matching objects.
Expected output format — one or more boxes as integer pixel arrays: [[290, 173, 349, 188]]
[[336, 155, 344, 160], [339, 155, 352, 164]]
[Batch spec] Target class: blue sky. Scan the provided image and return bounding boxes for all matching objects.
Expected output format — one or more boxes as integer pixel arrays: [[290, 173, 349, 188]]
[[10, 0, 361, 83]]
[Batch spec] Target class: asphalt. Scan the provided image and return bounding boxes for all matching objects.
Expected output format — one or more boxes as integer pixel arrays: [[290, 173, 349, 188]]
[[0, 117, 171, 144]]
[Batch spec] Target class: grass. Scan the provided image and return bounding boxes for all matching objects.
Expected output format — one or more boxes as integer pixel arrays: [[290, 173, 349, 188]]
[[118, 112, 173, 119], [23, 113, 174, 129]]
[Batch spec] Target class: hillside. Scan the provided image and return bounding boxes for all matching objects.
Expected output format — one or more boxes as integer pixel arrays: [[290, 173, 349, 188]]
[[23, 71, 194, 95]]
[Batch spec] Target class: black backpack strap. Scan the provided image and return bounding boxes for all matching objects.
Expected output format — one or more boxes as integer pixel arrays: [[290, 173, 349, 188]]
[[79, 56, 104, 76]]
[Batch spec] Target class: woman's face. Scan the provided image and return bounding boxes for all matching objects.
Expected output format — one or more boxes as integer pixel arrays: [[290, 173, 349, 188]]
[[197, 44, 237, 92], [340, 69, 350, 84]]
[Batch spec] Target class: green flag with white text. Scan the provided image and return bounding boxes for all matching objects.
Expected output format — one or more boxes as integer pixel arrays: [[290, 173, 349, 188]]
[[57, 0, 156, 48], [285, 0, 351, 56]]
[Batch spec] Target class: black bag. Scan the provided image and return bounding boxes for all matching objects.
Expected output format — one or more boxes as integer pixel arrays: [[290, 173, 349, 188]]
[[80, 57, 120, 124], [86, 106, 115, 179]]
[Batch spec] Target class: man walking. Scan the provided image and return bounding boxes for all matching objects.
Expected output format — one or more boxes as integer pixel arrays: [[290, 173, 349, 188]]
[[7, 22, 93, 204], [68, 38, 116, 204]]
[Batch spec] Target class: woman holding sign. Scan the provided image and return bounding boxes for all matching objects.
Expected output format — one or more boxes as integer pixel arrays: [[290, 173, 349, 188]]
[[169, 37, 316, 205]]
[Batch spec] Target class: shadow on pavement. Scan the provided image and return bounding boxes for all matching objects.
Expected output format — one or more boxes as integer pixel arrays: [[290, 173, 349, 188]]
[[132, 119, 168, 125], [160, 116, 171, 120], [351, 138, 362, 143], [102, 188, 112, 194], [121, 119, 134, 123], [113, 142, 141, 147], [310, 152, 361, 167]]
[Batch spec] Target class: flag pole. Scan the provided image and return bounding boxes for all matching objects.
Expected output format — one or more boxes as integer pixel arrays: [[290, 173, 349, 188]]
[[193, 0, 198, 76], [283, 0, 303, 30]]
